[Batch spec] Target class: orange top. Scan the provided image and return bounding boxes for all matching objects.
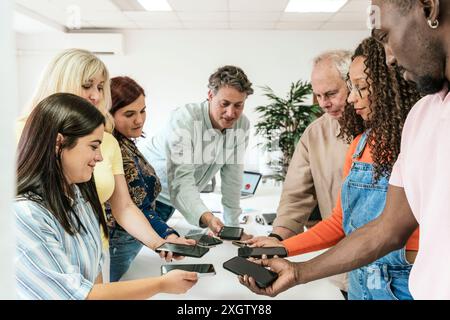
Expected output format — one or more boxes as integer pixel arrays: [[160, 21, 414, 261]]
[[283, 134, 420, 256]]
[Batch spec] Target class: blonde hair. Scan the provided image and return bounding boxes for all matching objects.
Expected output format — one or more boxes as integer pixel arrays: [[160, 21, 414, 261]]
[[27, 48, 114, 132]]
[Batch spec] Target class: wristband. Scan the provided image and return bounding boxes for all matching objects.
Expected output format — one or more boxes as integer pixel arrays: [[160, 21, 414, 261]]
[[268, 233, 283, 241]]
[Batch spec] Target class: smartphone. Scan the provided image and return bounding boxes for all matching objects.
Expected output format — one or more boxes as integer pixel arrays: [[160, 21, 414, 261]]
[[185, 229, 205, 237], [218, 226, 244, 240], [155, 243, 209, 258], [186, 234, 223, 247], [161, 264, 216, 277], [238, 246, 288, 259], [232, 240, 249, 248], [262, 213, 277, 225], [223, 256, 278, 288]]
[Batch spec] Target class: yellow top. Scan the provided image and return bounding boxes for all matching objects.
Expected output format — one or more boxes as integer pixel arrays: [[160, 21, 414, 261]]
[[94, 132, 124, 248], [16, 118, 124, 249]]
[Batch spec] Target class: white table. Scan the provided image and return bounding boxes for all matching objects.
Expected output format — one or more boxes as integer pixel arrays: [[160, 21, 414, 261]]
[[121, 182, 344, 300]]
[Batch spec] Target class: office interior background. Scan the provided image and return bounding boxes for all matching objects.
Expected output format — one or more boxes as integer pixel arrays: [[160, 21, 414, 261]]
[[0, 0, 370, 298]]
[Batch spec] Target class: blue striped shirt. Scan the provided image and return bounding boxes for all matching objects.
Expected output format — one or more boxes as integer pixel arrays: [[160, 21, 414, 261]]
[[14, 186, 103, 300]]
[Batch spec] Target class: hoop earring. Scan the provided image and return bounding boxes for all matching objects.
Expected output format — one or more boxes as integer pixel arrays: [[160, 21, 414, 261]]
[[427, 19, 439, 29]]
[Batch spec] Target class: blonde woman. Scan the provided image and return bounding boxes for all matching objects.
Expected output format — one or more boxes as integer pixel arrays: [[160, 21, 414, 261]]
[[16, 49, 193, 282]]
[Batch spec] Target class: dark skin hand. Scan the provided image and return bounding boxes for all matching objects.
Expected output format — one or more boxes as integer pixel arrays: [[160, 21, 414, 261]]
[[240, 185, 419, 296]]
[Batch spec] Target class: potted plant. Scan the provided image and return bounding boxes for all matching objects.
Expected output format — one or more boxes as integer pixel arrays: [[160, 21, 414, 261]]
[[255, 80, 322, 181]]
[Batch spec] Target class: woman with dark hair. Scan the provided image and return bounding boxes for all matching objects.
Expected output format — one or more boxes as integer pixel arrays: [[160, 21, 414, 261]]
[[15, 93, 198, 299], [244, 37, 421, 300], [16, 49, 194, 283], [108, 76, 190, 281]]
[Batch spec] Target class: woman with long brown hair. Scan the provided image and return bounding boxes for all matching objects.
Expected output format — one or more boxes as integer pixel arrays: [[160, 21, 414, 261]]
[[15, 93, 197, 299], [16, 49, 193, 282]]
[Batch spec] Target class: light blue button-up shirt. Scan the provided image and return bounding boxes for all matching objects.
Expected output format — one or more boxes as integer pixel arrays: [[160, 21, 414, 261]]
[[138, 101, 250, 227]]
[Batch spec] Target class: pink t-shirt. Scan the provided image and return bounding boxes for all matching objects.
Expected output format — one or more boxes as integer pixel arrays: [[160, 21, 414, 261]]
[[390, 83, 450, 299]]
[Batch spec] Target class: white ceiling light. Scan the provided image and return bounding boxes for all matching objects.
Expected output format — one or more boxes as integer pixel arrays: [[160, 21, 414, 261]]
[[285, 0, 348, 13], [137, 0, 172, 11]]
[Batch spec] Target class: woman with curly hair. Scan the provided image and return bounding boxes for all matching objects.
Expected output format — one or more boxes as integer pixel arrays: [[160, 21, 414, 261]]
[[245, 37, 421, 300]]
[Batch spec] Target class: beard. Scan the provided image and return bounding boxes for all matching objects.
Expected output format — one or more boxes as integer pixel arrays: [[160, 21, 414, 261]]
[[413, 36, 447, 95], [415, 75, 446, 95]]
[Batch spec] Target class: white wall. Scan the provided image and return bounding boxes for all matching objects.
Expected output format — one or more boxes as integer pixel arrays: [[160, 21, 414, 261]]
[[16, 29, 369, 169], [1, 0, 17, 299]]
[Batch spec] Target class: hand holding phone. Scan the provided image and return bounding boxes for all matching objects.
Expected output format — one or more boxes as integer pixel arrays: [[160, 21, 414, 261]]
[[218, 226, 244, 240], [161, 264, 216, 277], [155, 243, 209, 258], [223, 256, 278, 288], [186, 233, 223, 247]]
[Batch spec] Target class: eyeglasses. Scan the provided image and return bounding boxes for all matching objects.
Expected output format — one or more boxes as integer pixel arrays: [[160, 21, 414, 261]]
[[346, 80, 369, 99]]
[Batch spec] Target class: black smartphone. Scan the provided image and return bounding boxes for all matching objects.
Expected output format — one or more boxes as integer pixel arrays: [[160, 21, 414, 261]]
[[262, 213, 277, 225], [161, 264, 216, 277], [185, 234, 223, 247], [238, 246, 288, 259], [231, 240, 249, 248], [155, 243, 209, 258], [223, 256, 278, 288], [218, 226, 244, 240]]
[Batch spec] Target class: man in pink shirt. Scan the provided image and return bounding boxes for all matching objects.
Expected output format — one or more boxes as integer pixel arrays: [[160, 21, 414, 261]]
[[240, 0, 450, 299]]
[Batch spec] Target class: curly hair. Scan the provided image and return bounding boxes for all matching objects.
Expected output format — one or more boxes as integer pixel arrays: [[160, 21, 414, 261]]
[[208, 65, 254, 96], [339, 37, 421, 181]]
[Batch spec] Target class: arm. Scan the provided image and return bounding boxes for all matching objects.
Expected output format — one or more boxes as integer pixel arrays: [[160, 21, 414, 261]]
[[281, 142, 355, 255], [87, 270, 198, 300], [273, 133, 355, 240], [220, 127, 249, 227], [145, 209, 179, 239], [109, 174, 164, 250], [296, 185, 418, 283], [241, 185, 418, 297], [247, 193, 345, 255], [165, 116, 211, 227], [272, 133, 317, 238], [282, 200, 345, 256], [219, 164, 243, 226]]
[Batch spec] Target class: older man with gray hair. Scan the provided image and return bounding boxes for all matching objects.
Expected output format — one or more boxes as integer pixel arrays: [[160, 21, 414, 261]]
[[248, 50, 351, 297], [139, 65, 253, 237]]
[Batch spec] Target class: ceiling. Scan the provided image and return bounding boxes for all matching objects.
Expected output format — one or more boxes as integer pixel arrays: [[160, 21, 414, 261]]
[[14, 0, 371, 33]]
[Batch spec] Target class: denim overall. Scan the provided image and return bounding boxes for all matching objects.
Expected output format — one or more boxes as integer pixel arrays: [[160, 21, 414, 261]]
[[342, 131, 413, 300]]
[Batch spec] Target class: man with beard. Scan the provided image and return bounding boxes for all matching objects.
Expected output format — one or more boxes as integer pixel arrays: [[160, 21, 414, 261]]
[[240, 0, 450, 299]]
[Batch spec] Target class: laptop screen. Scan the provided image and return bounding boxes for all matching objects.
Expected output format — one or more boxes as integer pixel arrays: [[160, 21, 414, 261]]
[[241, 171, 262, 194]]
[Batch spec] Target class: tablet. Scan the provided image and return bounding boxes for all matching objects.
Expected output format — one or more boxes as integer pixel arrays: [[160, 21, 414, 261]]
[[223, 256, 278, 288], [161, 264, 216, 277], [238, 246, 288, 259], [218, 226, 244, 240], [155, 243, 209, 258]]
